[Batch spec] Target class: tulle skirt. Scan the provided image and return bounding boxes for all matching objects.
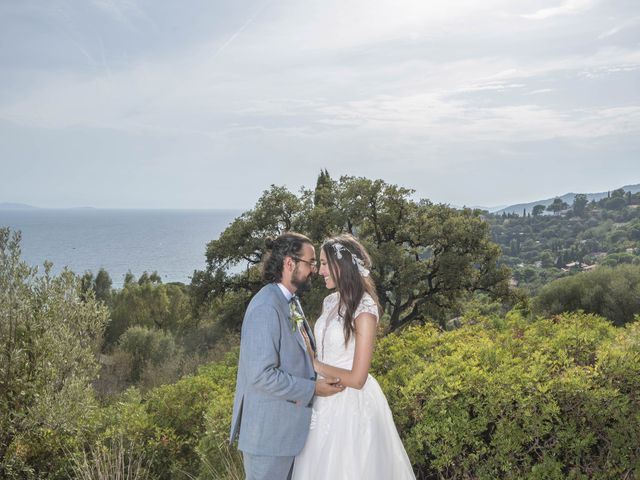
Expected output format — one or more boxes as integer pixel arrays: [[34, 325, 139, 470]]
[[292, 374, 415, 480]]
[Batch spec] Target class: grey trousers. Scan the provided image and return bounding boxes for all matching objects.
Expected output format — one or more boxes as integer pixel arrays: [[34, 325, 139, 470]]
[[242, 452, 294, 480]]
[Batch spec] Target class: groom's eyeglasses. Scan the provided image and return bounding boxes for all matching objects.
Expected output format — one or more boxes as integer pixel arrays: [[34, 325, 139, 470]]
[[292, 257, 318, 269]]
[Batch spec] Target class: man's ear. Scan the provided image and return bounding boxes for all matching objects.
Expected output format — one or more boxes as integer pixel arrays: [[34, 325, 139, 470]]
[[284, 256, 294, 272]]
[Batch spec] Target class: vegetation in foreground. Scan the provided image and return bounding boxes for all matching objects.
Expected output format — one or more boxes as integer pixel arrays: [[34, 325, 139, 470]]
[[2, 174, 640, 479]]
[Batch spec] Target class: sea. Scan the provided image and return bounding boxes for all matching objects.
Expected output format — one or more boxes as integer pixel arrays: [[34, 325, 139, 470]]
[[0, 208, 242, 287]]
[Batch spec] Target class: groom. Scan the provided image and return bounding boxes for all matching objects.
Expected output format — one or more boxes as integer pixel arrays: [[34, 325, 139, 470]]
[[230, 232, 344, 480]]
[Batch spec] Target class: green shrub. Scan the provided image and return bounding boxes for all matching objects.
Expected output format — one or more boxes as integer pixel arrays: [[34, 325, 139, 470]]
[[372, 311, 640, 479], [0, 229, 109, 479], [118, 326, 178, 382], [194, 350, 241, 479], [534, 264, 640, 326], [135, 348, 239, 479], [83, 388, 180, 480]]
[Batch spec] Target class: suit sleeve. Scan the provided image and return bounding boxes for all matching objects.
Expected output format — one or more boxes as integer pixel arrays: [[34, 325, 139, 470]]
[[241, 304, 315, 404]]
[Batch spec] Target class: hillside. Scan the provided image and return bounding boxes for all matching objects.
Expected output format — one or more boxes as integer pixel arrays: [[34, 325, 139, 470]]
[[487, 187, 640, 292], [494, 183, 640, 215]]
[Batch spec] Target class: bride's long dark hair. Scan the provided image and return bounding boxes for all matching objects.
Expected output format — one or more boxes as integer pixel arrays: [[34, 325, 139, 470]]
[[321, 234, 379, 344]]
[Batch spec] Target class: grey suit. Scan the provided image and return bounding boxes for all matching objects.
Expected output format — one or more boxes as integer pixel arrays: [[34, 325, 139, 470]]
[[230, 283, 316, 479]]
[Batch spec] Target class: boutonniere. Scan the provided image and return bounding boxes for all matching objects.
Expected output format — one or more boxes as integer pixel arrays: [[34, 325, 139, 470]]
[[289, 302, 304, 332]]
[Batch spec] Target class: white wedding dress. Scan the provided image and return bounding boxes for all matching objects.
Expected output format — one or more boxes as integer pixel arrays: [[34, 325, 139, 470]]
[[292, 292, 415, 480]]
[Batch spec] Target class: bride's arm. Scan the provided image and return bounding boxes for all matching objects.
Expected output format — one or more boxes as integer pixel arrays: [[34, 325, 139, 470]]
[[313, 312, 377, 390]]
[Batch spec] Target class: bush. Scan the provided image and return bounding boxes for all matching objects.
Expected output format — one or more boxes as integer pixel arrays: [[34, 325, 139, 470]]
[[69, 435, 153, 480], [118, 326, 178, 383], [372, 311, 640, 479], [136, 349, 239, 480], [85, 388, 177, 480], [534, 264, 640, 326], [0, 229, 109, 479], [194, 350, 241, 479]]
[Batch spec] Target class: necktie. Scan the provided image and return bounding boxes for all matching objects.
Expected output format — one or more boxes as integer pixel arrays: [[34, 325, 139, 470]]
[[290, 296, 316, 355]]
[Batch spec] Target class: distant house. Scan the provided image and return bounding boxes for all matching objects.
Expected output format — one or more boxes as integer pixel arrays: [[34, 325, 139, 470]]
[[587, 252, 607, 262], [564, 261, 596, 271]]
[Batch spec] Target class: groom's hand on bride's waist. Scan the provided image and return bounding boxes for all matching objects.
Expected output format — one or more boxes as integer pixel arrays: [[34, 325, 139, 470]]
[[315, 377, 345, 397]]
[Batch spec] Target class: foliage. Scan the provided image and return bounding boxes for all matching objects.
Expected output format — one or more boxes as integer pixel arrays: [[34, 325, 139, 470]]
[[193, 174, 511, 331], [4, 221, 639, 479], [5, 181, 640, 479], [94, 273, 200, 397], [32, 347, 240, 480], [93, 351, 239, 480], [532, 204, 546, 216], [89, 310, 639, 480], [68, 435, 153, 480], [488, 189, 640, 293], [547, 197, 569, 215], [193, 351, 241, 479], [195, 442, 243, 480], [372, 311, 640, 479], [0, 228, 110, 479], [534, 264, 640, 326], [105, 277, 191, 347], [572, 193, 588, 217], [118, 326, 178, 382], [80, 268, 113, 304]]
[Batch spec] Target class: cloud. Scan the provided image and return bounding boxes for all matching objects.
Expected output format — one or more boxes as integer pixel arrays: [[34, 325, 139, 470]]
[[1, 0, 638, 176], [312, 91, 640, 144], [598, 16, 640, 39], [89, 0, 151, 29], [527, 88, 554, 95], [2, 37, 639, 148], [521, 0, 596, 20]]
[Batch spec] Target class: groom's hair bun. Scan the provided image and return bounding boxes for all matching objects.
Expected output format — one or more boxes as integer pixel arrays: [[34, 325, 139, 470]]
[[262, 232, 312, 284], [264, 236, 275, 250]]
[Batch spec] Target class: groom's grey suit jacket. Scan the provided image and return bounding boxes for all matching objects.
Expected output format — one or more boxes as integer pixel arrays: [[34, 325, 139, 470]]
[[230, 283, 316, 456]]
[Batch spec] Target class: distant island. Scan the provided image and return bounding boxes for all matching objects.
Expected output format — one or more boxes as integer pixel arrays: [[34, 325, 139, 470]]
[[0, 203, 97, 211], [0, 202, 39, 210]]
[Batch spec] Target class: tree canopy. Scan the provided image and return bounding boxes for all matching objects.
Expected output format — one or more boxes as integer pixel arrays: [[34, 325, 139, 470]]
[[192, 174, 511, 331], [546, 197, 569, 215]]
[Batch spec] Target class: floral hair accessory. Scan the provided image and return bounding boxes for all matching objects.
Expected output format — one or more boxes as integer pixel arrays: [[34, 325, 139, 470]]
[[332, 242, 370, 277]]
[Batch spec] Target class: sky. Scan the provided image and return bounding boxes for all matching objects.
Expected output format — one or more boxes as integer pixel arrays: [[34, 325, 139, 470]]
[[1, 0, 639, 210]]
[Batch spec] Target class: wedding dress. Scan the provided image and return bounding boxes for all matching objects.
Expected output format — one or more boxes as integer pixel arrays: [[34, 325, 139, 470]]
[[292, 292, 415, 480]]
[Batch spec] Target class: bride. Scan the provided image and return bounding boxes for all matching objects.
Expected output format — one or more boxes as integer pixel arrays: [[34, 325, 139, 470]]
[[292, 234, 415, 480]]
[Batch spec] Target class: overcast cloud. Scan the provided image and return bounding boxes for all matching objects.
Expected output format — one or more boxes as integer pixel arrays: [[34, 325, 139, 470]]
[[1, 0, 638, 209]]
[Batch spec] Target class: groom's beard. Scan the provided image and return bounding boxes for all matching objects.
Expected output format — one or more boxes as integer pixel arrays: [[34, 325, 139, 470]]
[[291, 267, 313, 293]]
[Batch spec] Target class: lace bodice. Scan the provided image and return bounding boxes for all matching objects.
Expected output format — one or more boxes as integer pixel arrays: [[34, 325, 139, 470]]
[[314, 292, 379, 369]]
